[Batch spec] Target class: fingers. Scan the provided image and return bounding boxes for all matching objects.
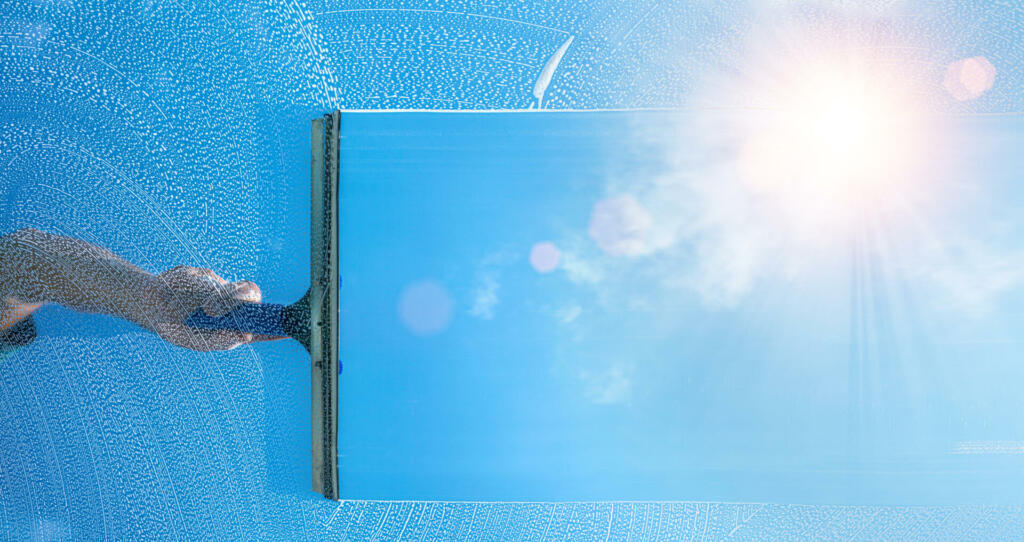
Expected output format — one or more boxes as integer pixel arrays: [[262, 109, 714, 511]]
[[193, 267, 228, 285], [232, 280, 262, 303], [154, 266, 269, 349], [201, 279, 262, 317], [158, 266, 230, 317], [199, 279, 241, 317]]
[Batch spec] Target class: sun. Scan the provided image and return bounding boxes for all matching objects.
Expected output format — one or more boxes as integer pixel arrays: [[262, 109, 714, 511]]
[[737, 59, 928, 235]]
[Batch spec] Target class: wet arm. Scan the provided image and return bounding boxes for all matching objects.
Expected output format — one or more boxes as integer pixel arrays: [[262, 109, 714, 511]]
[[0, 228, 163, 331]]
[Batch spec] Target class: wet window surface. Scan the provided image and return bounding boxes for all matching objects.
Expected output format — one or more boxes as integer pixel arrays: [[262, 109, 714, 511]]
[[2, 0, 1023, 539]]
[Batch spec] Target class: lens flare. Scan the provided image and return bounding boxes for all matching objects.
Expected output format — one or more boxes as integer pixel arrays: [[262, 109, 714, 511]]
[[529, 241, 561, 273], [943, 56, 997, 101], [736, 59, 929, 235]]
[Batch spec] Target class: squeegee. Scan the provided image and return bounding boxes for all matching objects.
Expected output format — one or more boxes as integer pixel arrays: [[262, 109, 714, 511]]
[[184, 111, 341, 500]]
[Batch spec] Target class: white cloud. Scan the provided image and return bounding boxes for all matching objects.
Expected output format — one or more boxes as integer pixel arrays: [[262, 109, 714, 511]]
[[537, 11, 1016, 327], [563, 156, 768, 309], [560, 248, 605, 285], [555, 304, 582, 324], [902, 230, 1024, 316], [688, 229, 762, 309], [466, 250, 520, 320], [552, 11, 996, 312], [588, 195, 655, 257], [469, 274, 500, 320], [579, 365, 633, 405]]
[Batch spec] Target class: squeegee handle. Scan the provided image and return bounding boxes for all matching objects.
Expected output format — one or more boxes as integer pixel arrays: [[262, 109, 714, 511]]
[[184, 303, 289, 337]]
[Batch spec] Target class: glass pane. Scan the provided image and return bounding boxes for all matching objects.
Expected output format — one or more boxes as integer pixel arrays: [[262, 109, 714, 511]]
[[337, 111, 1024, 505], [2, 0, 1023, 538]]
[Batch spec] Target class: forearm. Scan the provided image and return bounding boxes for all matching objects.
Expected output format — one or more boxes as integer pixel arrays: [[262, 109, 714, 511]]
[[0, 228, 163, 330]]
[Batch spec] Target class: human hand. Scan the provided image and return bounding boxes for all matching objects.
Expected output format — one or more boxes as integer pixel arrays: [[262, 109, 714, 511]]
[[145, 265, 284, 351]]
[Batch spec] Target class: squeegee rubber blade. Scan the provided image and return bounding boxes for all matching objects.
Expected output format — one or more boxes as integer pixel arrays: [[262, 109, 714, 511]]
[[310, 111, 341, 500]]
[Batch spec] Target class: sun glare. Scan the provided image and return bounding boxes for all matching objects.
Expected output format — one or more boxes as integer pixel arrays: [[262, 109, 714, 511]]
[[738, 60, 928, 235]]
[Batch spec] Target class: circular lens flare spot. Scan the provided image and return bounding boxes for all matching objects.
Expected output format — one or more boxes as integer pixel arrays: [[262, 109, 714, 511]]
[[943, 56, 997, 101], [397, 280, 454, 337], [529, 241, 561, 273]]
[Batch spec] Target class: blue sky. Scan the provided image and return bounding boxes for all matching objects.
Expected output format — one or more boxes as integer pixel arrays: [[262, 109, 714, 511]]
[[323, 109, 1024, 505]]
